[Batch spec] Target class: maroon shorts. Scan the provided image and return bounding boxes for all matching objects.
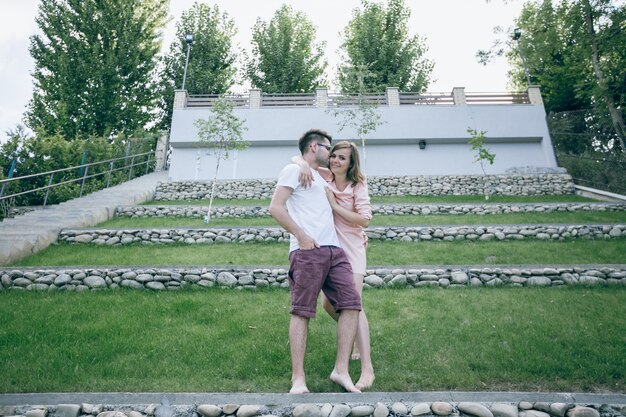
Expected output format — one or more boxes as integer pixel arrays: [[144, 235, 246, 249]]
[[288, 246, 362, 318]]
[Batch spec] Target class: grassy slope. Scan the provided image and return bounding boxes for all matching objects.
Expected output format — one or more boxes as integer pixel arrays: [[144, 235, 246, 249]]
[[0, 287, 624, 393]]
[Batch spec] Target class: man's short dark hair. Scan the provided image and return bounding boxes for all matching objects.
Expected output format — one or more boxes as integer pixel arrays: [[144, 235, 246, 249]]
[[298, 129, 332, 155]]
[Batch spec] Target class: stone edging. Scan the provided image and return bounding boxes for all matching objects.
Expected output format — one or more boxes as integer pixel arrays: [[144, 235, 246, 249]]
[[58, 225, 626, 245], [2, 266, 625, 291], [0, 398, 624, 417], [153, 174, 575, 201], [114, 203, 626, 219]]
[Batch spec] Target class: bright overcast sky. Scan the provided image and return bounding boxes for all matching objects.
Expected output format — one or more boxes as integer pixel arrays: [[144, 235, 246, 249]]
[[0, 0, 524, 143]]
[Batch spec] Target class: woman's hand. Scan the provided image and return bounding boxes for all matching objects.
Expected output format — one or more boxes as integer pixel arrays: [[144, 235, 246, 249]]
[[299, 164, 313, 188], [325, 186, 338, 208], [291, 155, 313, 188]]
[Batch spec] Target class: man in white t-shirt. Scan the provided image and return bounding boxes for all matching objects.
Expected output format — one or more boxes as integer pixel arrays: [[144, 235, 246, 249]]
[[269, 129, 362, 394]]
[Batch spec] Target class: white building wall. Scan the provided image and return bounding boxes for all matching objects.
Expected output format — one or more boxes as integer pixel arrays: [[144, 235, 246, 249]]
[[168, 90, 558, 180]]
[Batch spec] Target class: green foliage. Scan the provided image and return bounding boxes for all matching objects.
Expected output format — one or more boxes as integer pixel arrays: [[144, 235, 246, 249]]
[[480, 0, 626, 152], [467, 128, 496, 174], [27, 0, 167, 139], [194, 98, 248, 223], [158, 2, 238, 129], [0, 128, 157, 206], [338, 0, 433, 93], [556, 151, 626, 195], [245, 4, 327, 93], [329, 64, 385, 169], [548, 109, 595, 154], [195, 99, 248, 159]]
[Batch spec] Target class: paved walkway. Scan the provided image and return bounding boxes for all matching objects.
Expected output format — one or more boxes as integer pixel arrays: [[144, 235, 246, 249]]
[[0, 171, 168, 266]]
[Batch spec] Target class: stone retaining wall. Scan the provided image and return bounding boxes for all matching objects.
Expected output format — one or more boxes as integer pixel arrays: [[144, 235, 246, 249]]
[[114, 203, 626, 218], [1, 400, 623, 417], [2, 266, 625, 291], [153, 174, 575, 200], [58, 224, 626, 245]]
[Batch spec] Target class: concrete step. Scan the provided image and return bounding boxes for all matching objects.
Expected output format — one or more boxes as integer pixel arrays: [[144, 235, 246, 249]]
[[0, 172, 167, 266], [0, 392, 625, 415]]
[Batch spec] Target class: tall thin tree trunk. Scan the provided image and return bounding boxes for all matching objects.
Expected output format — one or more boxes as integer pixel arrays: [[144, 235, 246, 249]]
[[581, 0, 626, 152], [206, 150, 222, 224], [360, 134, 367, 171]]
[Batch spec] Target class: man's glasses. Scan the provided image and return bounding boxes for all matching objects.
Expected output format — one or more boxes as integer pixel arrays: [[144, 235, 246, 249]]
[[317, 142, 331, 151]]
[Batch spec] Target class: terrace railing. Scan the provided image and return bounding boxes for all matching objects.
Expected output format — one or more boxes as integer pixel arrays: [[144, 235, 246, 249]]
[[327, 93, 388, 106], [465, 91, 530, 105], [399, 92, 455, 105], [262, 93, 316, 107], [186, 94, 249, 108], [178, 87, 540, 109]]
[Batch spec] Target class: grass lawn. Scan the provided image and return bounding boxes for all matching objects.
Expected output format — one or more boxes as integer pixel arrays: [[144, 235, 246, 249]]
[[98, 211, 626, 229], [10, 239, 626, 267], [145, 194, 597, 207], [0, 287, 624, 393]]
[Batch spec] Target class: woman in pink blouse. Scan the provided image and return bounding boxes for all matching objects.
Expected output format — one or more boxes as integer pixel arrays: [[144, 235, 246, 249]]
[[295, 141, 374, 390]]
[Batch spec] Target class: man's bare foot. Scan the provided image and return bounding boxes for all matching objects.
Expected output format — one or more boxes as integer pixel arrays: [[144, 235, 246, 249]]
[[289, 377, 309, 394], [355, 372, 375, 391], [330, 369, 361, 393]]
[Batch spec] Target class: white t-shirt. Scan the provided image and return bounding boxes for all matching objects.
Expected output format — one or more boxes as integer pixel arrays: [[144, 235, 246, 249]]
[[276, 163, 340, 252]]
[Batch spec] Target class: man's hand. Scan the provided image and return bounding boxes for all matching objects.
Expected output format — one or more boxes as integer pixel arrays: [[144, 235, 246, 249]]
[[297, 233, 319, 250], [270, 185, 316, 250]]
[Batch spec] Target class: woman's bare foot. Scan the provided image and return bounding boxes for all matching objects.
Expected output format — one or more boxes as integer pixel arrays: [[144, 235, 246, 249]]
[[351, 345, 360, 361], [355, 371, 375, 391], [289, 377, 309, 394], [330, 369, 361, 393]]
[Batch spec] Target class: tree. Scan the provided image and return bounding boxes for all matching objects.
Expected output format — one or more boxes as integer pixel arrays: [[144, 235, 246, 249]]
[[245, 4, 327, 93], [158, 2, 238, 129], [579, 0, 626, 152], [338, 0, 433, 93], [27, 0, 167, 139], [478, 0, 626, 153], [194, 99, 248, 224], [328, 64, 385, 170], [467, 128, 496, 200]]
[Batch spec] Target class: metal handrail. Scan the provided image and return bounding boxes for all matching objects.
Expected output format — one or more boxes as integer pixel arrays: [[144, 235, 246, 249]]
[[0, 151, 153, 185], [0, 150, 155, 206]]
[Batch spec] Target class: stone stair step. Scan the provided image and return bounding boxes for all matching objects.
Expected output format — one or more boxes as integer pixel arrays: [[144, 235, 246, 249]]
[[114, 202, 626, 218], [57, 224, 626, 245], [2, 264, 625, 291]]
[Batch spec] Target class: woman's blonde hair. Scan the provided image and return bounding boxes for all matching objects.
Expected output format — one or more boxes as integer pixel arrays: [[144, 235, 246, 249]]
[[331, 141, 365, 186]]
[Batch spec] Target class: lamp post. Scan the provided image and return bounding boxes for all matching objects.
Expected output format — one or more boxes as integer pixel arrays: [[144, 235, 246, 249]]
[[181, 34, 193, 90], [513, 28, 531, 87]]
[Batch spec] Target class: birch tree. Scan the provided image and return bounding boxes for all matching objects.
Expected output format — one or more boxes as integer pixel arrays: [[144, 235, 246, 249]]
[[194, 98, 248, 224]]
